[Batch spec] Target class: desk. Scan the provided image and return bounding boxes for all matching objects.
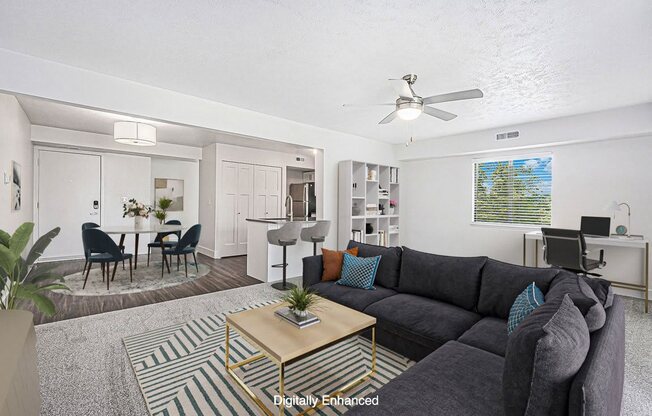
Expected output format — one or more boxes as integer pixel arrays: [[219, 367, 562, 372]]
[[100, 224, 184, 270], [523, 231, 649, 312]]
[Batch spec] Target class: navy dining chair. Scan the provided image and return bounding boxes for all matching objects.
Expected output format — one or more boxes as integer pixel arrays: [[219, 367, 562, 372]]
[[147, 220, 181, 266], [161, 224, 201, 278], [81, 222, 125, 273], [82, 228, 133, 290]]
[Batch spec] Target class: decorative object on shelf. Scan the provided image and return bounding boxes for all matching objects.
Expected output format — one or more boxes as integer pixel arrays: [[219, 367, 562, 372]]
[[10, 160, 21, 211], [0, 222, 69, 316], [379, 203, 385, 215], [155, 178, 184, 211], [122, 198, 152, 228], [352, 201, 361, 216], [352, 229, 363, 242], [378, 185, 389, 198], [114, 121, 157, 146], [367, 169, 377, 181], [281, 287, 320, 319], [366, 223, 374, 235], [366, 203, 380, 216], [609, 201, 631, 237], [379, 230, 387, 246], [389, 199, 397, 215], [154, 196, 173, 224]]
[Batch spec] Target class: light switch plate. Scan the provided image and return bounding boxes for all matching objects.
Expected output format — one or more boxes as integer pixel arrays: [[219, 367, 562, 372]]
[[3, 172, 9, 185]]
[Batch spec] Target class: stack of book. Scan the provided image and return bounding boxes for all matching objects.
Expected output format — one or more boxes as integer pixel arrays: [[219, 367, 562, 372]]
[[274, 307, 321, 329], [351, 229, 363, 242], [390, 167, 399, 183]]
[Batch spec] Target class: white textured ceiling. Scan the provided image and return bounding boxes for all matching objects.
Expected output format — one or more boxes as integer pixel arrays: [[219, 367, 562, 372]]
[[16, 95, 315, 154], [1, 0, 651, 144]]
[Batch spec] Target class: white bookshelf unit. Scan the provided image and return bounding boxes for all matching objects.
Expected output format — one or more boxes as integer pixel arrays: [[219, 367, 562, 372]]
[[338, 160, 400, 249]]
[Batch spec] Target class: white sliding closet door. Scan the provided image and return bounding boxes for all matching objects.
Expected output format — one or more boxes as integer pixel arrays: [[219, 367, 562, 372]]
[[219, 161, 254, 257], [37, 150, 101, 259]]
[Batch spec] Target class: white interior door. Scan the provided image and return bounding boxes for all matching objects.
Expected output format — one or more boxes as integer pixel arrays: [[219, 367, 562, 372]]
[[265, 167, 281, 218], [219, 161, 238, 257], [254, 166, 269, 218], [236, 164, 253, 255], [38, 150, 101, 259]]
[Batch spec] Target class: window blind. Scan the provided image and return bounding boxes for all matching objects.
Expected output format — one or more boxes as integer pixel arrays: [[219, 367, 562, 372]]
[[473, 156, 552, 226]]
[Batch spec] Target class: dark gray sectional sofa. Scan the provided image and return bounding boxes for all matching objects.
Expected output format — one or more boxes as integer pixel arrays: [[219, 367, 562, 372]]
[[302, 241, 625, 416]]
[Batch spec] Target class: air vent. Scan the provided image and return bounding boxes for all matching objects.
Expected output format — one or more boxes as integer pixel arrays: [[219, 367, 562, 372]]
[[496, 131, 520, 141]]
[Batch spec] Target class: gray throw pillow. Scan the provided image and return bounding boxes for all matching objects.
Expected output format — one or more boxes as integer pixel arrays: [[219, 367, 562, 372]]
[[546, 273, 606, 332], [503, 294, 591, 416]]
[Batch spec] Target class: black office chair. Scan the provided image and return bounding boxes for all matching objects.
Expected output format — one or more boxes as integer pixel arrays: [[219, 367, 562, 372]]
[[82, 228, 133, 290], [147, 220, 181, 266], [541, 228, 606, 276]]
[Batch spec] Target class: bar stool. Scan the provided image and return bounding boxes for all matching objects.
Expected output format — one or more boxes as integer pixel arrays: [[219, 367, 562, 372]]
[[300, 220, 331, 256], [268, 222, 302, 291]]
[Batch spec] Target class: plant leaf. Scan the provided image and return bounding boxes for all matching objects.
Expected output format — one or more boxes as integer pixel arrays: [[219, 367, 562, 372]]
[[26, 227, 60, 267], [9, 222, 34, 257], [0, 230, 10, 247], [16, 286, 55, 316], [34, 283, 69, 292], [28, 272, 64, 284], [0, 244, 18, 276]]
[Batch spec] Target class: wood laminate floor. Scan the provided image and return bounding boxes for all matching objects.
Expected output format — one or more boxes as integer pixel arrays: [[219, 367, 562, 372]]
[[26, 254, 260, 325]]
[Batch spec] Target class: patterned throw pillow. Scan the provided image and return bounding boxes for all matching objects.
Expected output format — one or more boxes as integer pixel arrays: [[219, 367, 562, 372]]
[[337, 253, 381, 290], [508, 282, 544, 334]]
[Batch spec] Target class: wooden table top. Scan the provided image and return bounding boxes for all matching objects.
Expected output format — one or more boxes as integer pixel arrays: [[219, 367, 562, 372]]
[[226, 297, 376, 364]]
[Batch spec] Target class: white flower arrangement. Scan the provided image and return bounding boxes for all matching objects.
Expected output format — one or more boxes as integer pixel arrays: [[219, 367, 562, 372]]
[[122, 198, 152, 218]]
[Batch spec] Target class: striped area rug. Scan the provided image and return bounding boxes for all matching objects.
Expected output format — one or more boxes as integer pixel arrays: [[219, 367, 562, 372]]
[[124, 301, 413, 415]]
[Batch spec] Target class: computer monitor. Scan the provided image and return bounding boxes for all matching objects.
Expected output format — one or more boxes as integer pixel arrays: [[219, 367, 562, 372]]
[[580, 216, 611, 237]]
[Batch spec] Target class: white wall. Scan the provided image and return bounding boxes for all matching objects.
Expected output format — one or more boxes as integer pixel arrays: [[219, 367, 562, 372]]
[[101, 153, 152, 253], [151, 158, 199, 227], [0, 93, 32, 234], [401, 107, 652, 298], [198, 143, 217, 255]]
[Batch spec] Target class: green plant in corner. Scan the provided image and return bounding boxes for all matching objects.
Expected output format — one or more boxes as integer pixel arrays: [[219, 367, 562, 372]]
[[0, 222, 69, 316], [281, 287, 320, 316], [154, 210, 167, 224]]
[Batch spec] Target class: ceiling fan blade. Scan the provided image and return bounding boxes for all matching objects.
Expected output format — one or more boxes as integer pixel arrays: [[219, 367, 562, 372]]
[[378, 111, 398, 124], [342, 103, 395, 108], [388, 79, 415, 99], [423, 89, 483, 105], [423, 106, 457, 121]]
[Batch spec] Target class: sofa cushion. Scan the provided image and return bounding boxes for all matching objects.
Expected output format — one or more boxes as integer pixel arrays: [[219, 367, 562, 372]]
[[347, 241, 402, 289], [308, 281, 396, 312], [478, 259, 560, 319], [321, 247, 358, 281], [365, 294, 481, 351], [547, 273, 606, 332], [398, 247, 487, 311], [580, 276, 614, 309], [458, 317, 509, 357], [507, 282, 545, 334], [337, 253, 380, 290], [347, 341, 504, 416], [503, 294, 590, 416]]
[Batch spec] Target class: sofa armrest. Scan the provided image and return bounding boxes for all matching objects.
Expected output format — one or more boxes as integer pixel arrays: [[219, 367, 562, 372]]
[[302, 255, 323, 288]]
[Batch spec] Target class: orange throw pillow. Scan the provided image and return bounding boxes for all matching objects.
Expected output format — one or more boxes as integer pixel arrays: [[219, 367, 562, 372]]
[[321, 247, 359, 281]]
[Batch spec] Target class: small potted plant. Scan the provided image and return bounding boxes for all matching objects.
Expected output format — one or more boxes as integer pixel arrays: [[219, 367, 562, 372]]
[[389, 200, 397, 215], [122, 198, 152, 228], [154, 196, 173, 224], [282, 287, 320, 318]]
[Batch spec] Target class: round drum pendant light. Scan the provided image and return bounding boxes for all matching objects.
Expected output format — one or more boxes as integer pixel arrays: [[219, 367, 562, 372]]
[[114, 121, 157, 146]]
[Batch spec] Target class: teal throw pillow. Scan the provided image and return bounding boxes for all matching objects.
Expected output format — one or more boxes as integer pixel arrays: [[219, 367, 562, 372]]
[[337, 253, 381, 290], [508, 282, 544, 334]]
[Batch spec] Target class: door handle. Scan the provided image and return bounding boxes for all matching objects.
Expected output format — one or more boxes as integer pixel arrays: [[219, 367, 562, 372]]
[[90, 212, 98, 216]]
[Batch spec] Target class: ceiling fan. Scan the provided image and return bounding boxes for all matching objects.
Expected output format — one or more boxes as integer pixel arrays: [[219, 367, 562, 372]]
[[344, 74, 483, 124]]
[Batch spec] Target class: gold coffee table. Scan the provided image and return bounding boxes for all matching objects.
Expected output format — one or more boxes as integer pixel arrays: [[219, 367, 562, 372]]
[[225, 297, 377, 416]]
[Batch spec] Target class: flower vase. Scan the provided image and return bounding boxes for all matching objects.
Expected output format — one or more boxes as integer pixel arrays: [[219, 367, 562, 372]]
[[134, 216, 144, 229], [388, 207, 395, 215]]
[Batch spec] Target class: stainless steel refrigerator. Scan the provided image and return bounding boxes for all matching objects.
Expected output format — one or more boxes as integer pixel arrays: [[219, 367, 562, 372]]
[[289, 182, 316, 218]]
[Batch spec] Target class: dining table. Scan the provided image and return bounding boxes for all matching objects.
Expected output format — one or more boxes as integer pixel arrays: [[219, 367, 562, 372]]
[[99, 224, 185, 270]]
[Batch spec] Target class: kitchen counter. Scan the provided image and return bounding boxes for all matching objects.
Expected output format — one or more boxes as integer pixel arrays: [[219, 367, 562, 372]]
[[245, 217, 318, 224], [246, 217, 327, 283]]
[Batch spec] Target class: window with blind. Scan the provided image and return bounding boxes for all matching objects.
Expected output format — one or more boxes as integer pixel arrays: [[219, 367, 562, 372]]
[[473, 155, 552, 226]]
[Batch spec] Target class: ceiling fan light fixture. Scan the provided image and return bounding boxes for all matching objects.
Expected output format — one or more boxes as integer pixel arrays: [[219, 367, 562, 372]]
[[114, 121, 157, 146], [396, 107, 422, 121]]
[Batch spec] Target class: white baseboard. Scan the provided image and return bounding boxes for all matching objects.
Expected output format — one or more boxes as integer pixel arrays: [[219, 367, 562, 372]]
[[197, 245, 217, 259]]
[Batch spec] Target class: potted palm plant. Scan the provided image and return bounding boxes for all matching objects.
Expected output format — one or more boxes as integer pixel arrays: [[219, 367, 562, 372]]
[[281, 287, 320, 318], [154, 196, 173, 224], [0, 222, 68, 316]]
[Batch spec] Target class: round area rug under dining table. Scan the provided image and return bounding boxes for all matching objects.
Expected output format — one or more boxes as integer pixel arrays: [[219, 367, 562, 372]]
[[56, 258, 211, 296]]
